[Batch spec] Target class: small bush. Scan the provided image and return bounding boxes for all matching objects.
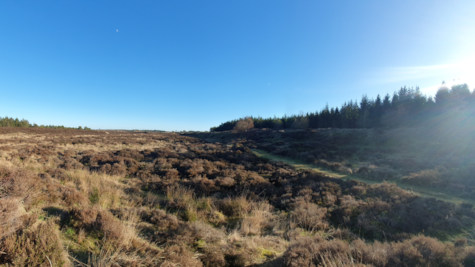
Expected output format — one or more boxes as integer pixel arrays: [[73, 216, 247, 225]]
[[290, 201, 328, 232], [0, 220, 69, 266]]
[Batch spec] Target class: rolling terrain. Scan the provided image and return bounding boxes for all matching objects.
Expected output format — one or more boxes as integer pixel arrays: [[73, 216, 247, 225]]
[[1, 128, 475, 266], [190, 125, 475, 203]]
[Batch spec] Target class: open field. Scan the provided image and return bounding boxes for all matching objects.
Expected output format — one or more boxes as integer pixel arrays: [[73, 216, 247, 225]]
[[2, 128, 475, 266]]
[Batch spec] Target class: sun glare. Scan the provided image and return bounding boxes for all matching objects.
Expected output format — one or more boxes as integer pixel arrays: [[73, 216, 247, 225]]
[[419, 56, 475, 97]]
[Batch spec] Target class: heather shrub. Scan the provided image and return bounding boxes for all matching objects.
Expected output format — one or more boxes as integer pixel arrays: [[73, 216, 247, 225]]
[[0, 197, 22, 240], [150, 209, 180, 230], [217, 195, 252, 217], [60, 158, 83, 170], [283, 237, 352, 267], [49, 168, 70, 182], [200, 244, 226, 267], [240, 201, 274, 235], [110, 162, 127, 176], [0, 220, 70, 266], [402, 169, 443, 185], [0, 165, 41, 207], [68, 191, 91, 208], [161, 244, 203, 267], [289, 200, 328, 232], [385, 235, 460, 267], [70, 207, 136, 248], [166, 185, 195, 210], [69, 207, 99, 229], [1, 128, 475, 266], [215, 176, 237, 187], [464, 247, 475, 266]]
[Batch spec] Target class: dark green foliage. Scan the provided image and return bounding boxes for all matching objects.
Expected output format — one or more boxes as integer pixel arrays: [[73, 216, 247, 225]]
[[0, 116, 92, 130], [0, 117, 30, 127], [211, 83, 475, 131]]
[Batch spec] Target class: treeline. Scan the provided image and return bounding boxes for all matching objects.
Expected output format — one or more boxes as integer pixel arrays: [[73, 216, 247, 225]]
[[0, 117, 91, 130], [211, 84, 475, 131]]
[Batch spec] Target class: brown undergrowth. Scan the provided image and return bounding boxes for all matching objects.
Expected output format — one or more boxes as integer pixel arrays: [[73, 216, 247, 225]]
[[0, 128, 474, 266]]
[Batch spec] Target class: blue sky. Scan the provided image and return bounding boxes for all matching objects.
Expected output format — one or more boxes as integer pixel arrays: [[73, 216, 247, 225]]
[[1, 1, 474, 131]]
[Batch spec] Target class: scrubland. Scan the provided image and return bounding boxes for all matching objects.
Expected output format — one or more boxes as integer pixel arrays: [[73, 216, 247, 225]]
[[193, 122, 475, 201], [2, 127, 475, 266]]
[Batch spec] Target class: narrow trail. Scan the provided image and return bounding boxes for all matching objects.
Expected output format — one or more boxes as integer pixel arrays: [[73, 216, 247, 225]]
[[252, 149, 475, 206]]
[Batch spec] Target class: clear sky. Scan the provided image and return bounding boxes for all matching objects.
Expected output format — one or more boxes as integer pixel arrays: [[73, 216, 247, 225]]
[[1, 1, 474, 131]]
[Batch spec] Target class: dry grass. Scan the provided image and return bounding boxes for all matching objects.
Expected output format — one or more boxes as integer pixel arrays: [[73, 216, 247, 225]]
[[1, 128, 475, 266]]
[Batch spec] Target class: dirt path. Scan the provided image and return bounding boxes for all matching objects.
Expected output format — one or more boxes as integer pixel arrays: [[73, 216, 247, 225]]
[[252, 149, 475, 205]]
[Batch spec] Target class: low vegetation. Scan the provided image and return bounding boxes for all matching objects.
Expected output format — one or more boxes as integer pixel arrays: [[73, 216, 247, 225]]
[[193, 119, 475, 201], [1, 127, 475, 266]]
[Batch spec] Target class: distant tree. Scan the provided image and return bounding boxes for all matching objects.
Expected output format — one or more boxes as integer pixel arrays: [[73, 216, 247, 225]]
[[319, 104, 331, 128], [233, 117, 254, 133], [358, 109, 370, 128], [273, 119, 284, 129], [435, 87, 451, 106], [427, 96, 435, 105], [340, 101, 359, 128], [382, 94, 391, 112], [332, 107, 341, 128], [412, 87, 427, 111], [451, 84, 471, 101], [370, 95, 383, 127], [391, 92, 400, 109], [359, 95, 370, 113], [291, 116, 309, 129], [212, 83, 472, 132]]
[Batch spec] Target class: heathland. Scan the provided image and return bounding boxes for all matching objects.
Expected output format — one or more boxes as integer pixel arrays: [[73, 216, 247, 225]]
[[1, 127, 475, 266], [1, 83, 475, 266]]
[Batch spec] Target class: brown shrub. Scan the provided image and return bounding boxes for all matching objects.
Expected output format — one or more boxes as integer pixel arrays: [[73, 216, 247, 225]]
[[0, 166, 42, 207], [350, 235, 464, 267], [217, 196, 252, 217], [61, 158, 83, 171], [0, 197, 22, 240], [201, 244, 226, 267], [161, 244, 203, 267], [71, 207, 137, 248], [387, 235, 460, 267], [150, 209, 180, 230], [215, 176, 236, 187], [110, 162, 127, 176], [60, 186, 90, 207], [0, 220, 70, 266], [290, 200, 328, 232], [402, 169, 443, 185], [189, 221, 226, 243], [283, 237, 351, 267], [240, 202, 274, 236], [48, 168, 70, 182], [99, 163, 112, 173], [70, 207, 99, 229]]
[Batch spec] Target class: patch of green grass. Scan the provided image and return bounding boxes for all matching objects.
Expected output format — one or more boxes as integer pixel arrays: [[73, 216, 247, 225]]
[[252, 149, 348, 179], [89, 187, 100, 204]]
